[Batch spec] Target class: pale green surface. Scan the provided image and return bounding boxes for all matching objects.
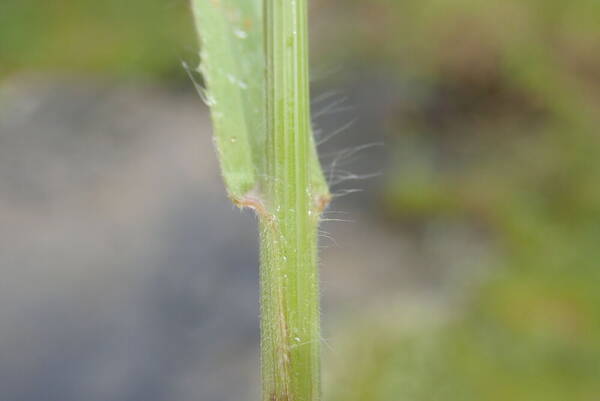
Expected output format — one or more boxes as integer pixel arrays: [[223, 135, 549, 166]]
[[192, 0, 328, 400], [260, 0, 325, 400], [192, 0, 263, 199]]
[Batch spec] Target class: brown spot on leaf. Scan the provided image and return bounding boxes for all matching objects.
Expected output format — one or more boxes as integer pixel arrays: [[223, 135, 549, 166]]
[[270, 393, 291, 401], [315, 193, 331, 213], [232, 193, 267, 216]]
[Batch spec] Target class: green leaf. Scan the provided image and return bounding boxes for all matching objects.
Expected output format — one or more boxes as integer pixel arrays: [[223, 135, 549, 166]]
[[192, 0, 264, 200]]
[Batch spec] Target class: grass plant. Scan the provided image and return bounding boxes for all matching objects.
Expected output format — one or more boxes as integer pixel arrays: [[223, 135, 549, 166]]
[[192, 1, 329, 400]]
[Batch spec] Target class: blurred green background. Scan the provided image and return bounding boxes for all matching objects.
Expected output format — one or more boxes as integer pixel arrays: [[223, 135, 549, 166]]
[[0, 0, 194, 80], [1, 0, 599, 400]]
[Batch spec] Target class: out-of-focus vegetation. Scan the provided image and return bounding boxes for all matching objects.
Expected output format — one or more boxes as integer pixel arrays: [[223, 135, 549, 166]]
[[3, 0, 599, 399], [0, 0, 194, 80], [320, 0, 600, 399]]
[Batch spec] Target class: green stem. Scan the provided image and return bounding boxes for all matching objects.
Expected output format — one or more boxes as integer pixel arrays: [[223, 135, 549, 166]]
[[191, 0, 328, 398], [260, 0, 321, 400]]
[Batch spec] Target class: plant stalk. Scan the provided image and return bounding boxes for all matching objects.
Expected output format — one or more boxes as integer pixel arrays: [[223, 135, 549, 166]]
[[191, 0, 328, 399], [260, 1, 323, 400]]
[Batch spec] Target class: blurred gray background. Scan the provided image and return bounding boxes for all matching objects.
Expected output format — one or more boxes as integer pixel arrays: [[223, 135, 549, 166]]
[[0, 77, 446, 400]]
